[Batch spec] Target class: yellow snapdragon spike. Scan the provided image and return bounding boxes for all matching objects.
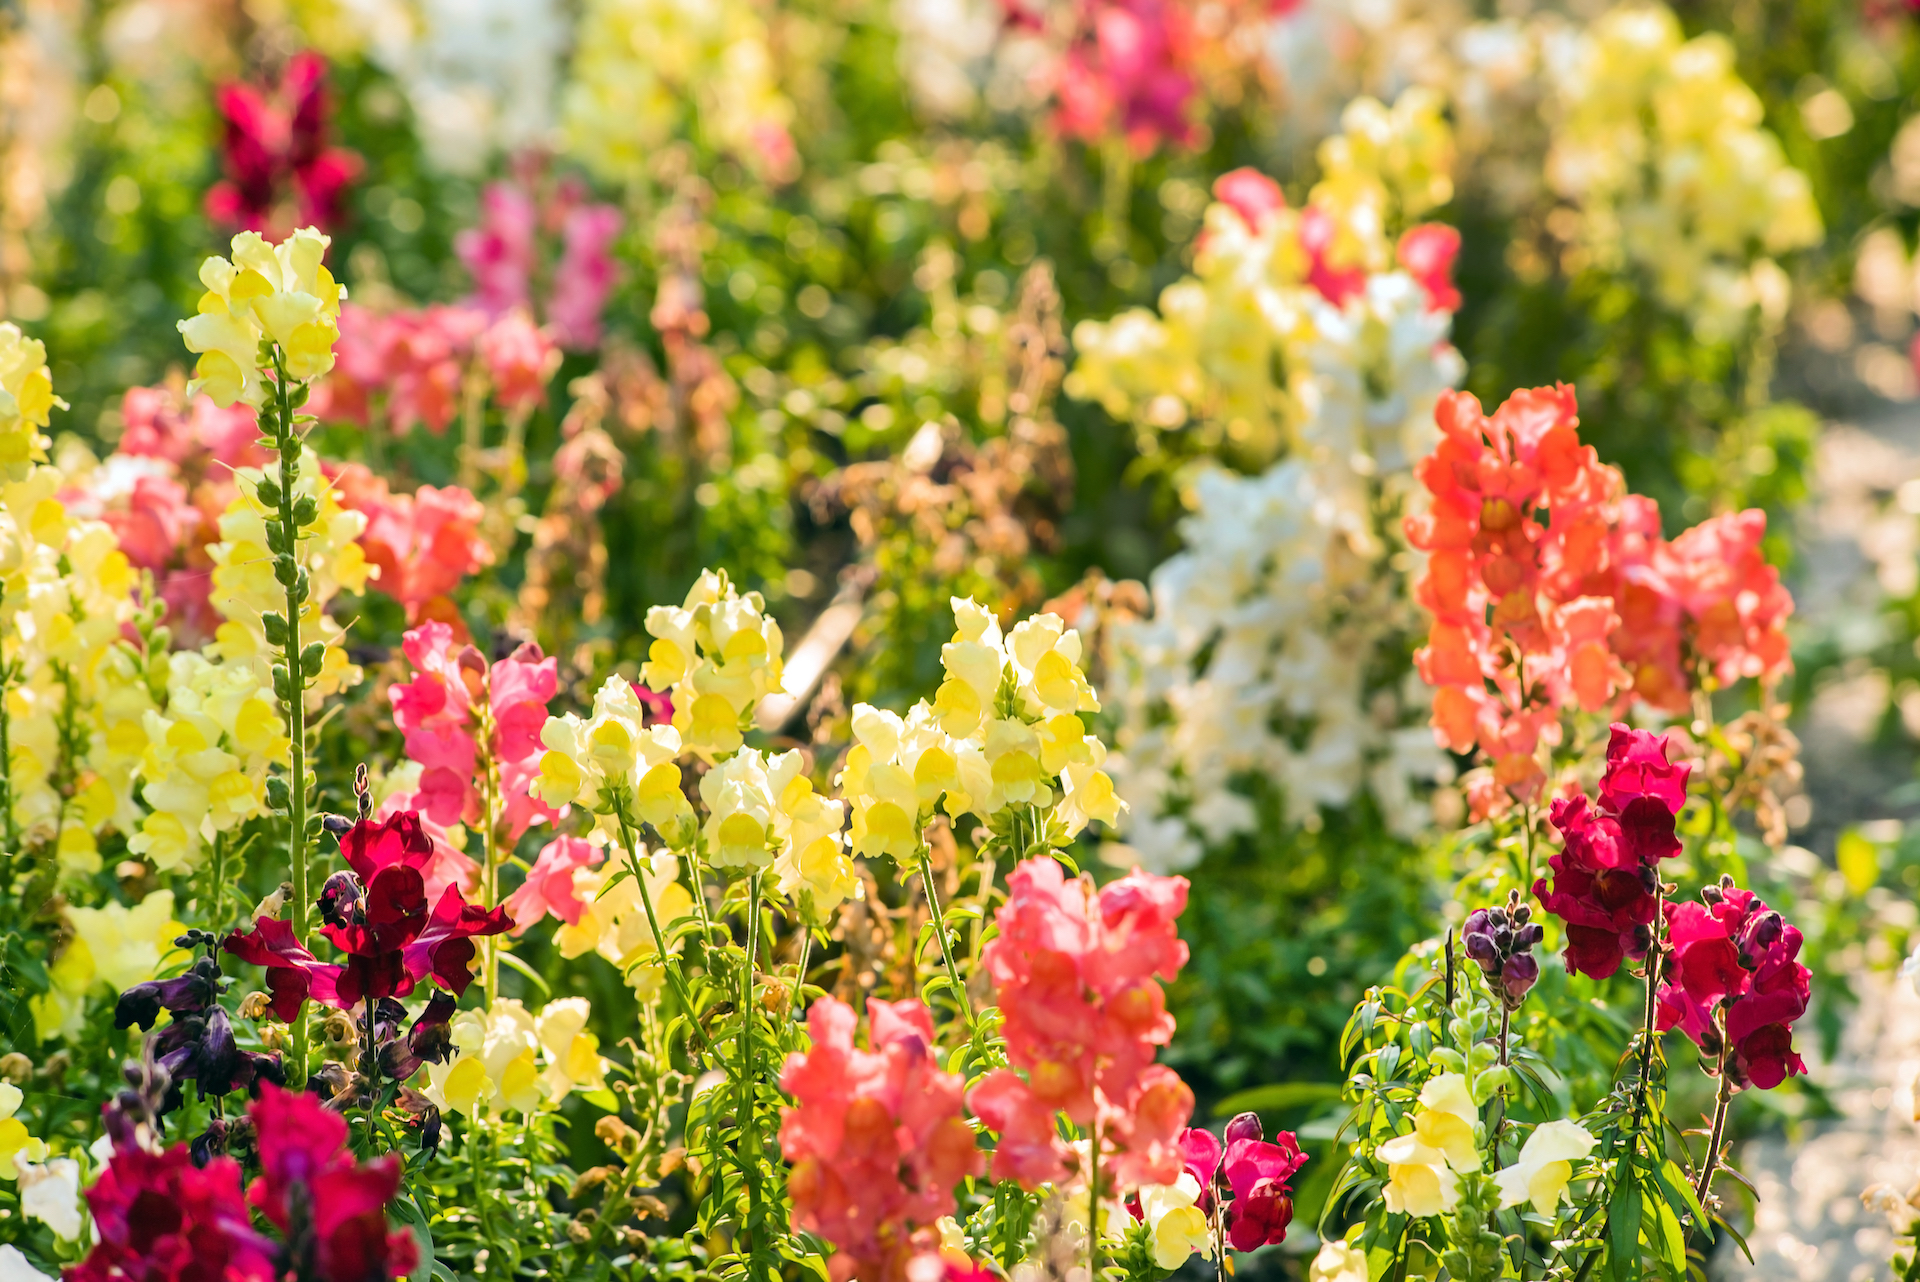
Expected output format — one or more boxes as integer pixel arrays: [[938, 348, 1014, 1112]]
[[0, 1085, 48, 1180], [698, 749, 777, 870], [178, 228, 344, 407], [67, 890, 186, 994], [0, 325, 61, 480]]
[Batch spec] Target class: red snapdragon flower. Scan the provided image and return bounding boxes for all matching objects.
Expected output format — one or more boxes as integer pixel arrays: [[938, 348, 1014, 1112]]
[[224, 811, 512, 1019], [780, 998, 983, 1282], [206, 51, 361, 235], [1535, 726, 1689, 980], [1656, 881, 1810, 1090], [966, 857, 1195, 1191]]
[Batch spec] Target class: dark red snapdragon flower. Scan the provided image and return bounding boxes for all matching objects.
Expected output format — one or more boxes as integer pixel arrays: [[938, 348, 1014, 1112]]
[[225, 811, 511, 1021], [207, 51, 361, 234], [116, 943, 284, 1115], [70, 1136, 275, 1282], [1163, 1113, 1307, 1252], [1656, 879, 1810, 1090], [1535, 725, 1690, 979]]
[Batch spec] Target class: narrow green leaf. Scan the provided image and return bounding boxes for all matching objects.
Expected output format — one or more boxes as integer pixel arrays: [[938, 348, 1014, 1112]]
[[1608, 1163, 1643, 1282]]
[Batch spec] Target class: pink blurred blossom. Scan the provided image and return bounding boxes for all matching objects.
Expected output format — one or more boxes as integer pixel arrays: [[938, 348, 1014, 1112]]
[[333, 466, 495, 615]]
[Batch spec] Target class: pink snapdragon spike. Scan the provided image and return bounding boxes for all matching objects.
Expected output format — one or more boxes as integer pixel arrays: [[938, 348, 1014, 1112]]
[[388, 621, 559, 840], [505, 834, 605, 934], [1054, 0, 1199, 155], [1536, 726, 1689, 980], [548, 203, 623, 350], [476, 309, 562, 413], [966, 857, 1195, 1190], [1657, 881, 1810, 1090], [780, 998, 983, 1282], [206, 51, 361, 235], [457, 182, 540, 317]]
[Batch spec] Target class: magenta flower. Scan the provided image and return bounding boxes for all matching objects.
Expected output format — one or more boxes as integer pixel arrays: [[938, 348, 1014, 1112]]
[[1656, 880, 1810, 1090], [548, 204, 622, 350], [1535, 725, 1689, 980], [205, 51, 361, 235], [246, 1086, 418, 1282], [1169, 1113, 1308, 1251]]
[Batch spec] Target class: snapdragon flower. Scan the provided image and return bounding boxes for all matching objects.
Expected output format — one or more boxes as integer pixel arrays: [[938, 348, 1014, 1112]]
[[0, 1083, 47, 1179], [0, 323, 61, 478], [641, 569, 785, 759], [535, 674, 688, 827], [1377, 1072, 1481, 1217], [31, 891, 187, 1041], [1657, 879, 1810, 1090], [1493, 1119, 1596, 1216], [177, 228, 345, 409], [551, 845, 696, 997], [424, 1000, 543, 1118]]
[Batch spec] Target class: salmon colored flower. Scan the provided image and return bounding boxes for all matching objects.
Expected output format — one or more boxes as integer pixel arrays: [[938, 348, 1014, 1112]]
[[781, 998, 982, 1282]]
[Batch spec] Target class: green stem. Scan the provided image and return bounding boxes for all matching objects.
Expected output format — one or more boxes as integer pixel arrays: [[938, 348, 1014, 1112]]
[[1087, 1117, 1103, 1282], [1692, 1046, 1735, 1218], [615, 814, 703, 1049], [740, 872, 763, 1276], [918, 844, 976, 1032], [269, 351, 313, 1086], [787, 924, 813, 1023], [0, 660, 16, 856]]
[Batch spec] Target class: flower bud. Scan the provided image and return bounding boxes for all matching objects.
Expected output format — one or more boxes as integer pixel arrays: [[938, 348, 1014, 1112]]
[[1224, 1112, 1263, 1145]]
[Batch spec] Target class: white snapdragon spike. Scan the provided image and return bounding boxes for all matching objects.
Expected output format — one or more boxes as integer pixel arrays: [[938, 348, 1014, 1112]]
[[427, 1001, 543, 1118], [535, 998, 611, 1105], [1138, 1173, 1212, 1270], [17, 1159, 81, 1241], [1105, 459, 1452, 872], [699, 748, 779, 870]]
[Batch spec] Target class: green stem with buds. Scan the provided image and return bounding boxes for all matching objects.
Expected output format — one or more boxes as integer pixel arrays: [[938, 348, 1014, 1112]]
[[740, 872, 764, 1277], [266, 349, 317, 1084], [614, 811, 704, 1051]]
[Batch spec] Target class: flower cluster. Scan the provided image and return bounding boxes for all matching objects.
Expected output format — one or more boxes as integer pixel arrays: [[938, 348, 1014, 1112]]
[[205, 51, 360, 235], [1537, 726, 1689, 980], [563, 0, 798, 182], [0, 323, 60, 478], [422, 997, 610, 1117], [457, 174, 623, 351], [1103, 458, 1452, 870], [535, 674, 689, 827], [1379, 1072, 1482, 1216], [1067, 87, 1462, 470], [1047, 0, 1198, 155], [32, 892, 185, 1041], [1545, 3, 1821, 338], [1409, 385, 1794, 813], [387, 621, 557, 846], [1657, 879, 1811, 1090], [541, 842, 697, 997], [640, 569, 786, 759], [780, 998, 982, 1281], [1462, 890, 1542, 1008], [177, 228, 346, 409], [225, 811, 512, 1019], [1145, 1113, 1307, 1265], [333, 469, 496, 619], [73, 1082, 416, 1282], [968, 857, 1193, 1192], [700, 747, 850, 904], [317, 302, 561, 435]]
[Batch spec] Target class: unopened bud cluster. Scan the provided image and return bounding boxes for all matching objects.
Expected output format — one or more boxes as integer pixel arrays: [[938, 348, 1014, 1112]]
[[1463, 890, 1542, 1010]]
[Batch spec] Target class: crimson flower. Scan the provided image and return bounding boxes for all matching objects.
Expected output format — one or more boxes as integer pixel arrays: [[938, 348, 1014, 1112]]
[[70, 1140, 275, 1282], [225, 811, 511, 1020], [1535, 725, 1689, 979], [1656, 880, 1810, 1090], [1170, 1113, 1307, 1252], [206, 51, 361, 234], [248, 1086, 418, 1282]]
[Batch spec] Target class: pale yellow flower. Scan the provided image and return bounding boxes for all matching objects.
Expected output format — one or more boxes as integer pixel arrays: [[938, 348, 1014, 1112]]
[[0, 1084, 47, 1179], [1138, 1173, 1212, 1270], [1308, 1238, 1369, 1282], [178, 228, 345, 407], [1494, 1119, 1596, 1217]]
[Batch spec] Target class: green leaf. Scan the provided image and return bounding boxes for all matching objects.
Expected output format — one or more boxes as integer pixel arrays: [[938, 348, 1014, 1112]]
[[497, 950, 552, 1000], [1646, 1188, 1687, 1277], [394, 1194, 435, 1282], [1608, 1162, 1643, 1282]]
